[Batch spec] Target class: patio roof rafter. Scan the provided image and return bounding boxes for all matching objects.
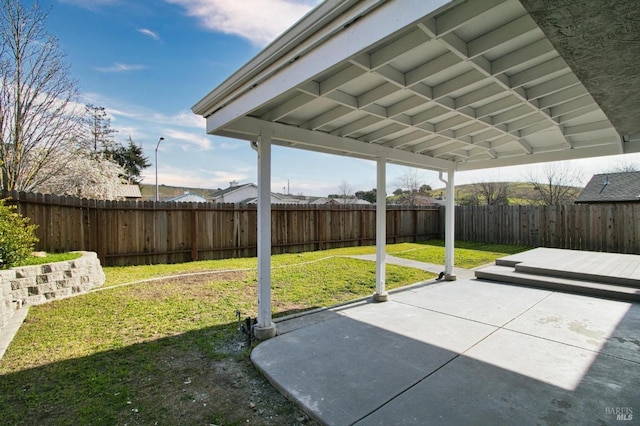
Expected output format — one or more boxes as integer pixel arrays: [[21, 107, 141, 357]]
[[196, 0, 638, 167]]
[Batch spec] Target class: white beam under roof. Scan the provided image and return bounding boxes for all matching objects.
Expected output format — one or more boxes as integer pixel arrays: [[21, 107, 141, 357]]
[[218, 116, 455, 171]]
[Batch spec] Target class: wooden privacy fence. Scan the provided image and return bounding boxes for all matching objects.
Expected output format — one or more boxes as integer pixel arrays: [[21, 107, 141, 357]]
[[455, 204, 640, 254], [1, 191, 441, 266], [5, 191, 638, 266]]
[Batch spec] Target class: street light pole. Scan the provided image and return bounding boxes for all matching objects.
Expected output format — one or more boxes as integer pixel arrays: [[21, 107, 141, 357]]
[[155, 137, 164, 202]]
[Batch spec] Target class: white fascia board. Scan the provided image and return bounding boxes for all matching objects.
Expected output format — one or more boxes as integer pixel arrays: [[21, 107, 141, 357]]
[[456, 141, 623, 171], [200, 0, 453, 132], [219, 116, 455, 172]]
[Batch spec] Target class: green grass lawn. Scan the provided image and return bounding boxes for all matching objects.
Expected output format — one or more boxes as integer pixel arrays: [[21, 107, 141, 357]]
[[15, 251, 82, 267], [0, 241, 527, 425], [387, 240, 529, 269]]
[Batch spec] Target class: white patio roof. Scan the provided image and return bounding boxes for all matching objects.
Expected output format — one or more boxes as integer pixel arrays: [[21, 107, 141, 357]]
[[192, 0, 640, 338], [193, 0, 640, 173]]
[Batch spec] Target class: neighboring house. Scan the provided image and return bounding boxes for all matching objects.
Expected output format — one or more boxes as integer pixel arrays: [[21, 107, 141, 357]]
[[211, 183, 259, 203], [390, 194, 442, 206], [168, 192, 208, 203], [310, 198, 372, 205], [211, 182, 301, 204], [116, 184, 142, 200], [575, 171, 640, 204]]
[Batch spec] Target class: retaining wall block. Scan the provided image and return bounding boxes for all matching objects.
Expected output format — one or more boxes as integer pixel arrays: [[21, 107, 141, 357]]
[[1, 252, 105, 335], [26, 294, 46, 305], [14, 268, 38, 278], [11, 252, 104, 306], [10, 277, 35, 291], [11, 287, 28, 299], [55, 287, 73, 298], [46, 271, 65, 282], [36, 274, 50, 285]]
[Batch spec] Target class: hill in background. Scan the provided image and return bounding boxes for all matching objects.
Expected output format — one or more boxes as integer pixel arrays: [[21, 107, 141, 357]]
[[431, 181, 583, 205], [139, 184, 219, 201], [140, 182, 584, 204]]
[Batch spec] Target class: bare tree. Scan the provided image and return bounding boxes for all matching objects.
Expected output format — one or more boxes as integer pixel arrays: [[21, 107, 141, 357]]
[[338, 180, 352, 201], [474, 181, 509, 206], [0, 0, 82, 191], [394, 167, 429, 206], [609, 159, 640, 173], [526, 162, 583, 205]]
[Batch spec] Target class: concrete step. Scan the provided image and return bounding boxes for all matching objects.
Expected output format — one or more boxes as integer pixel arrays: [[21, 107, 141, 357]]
[[514, 263, 640, 288], [475, 265, 640, 303], [494, 248, 640, 287], [495, 258, 521, 268]]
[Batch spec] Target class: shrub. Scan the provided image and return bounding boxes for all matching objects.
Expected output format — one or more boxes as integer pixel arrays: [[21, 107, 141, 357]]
[[0, 199, 38, 269]]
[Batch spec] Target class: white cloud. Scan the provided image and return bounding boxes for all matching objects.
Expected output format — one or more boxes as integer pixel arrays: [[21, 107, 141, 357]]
[[113, 126, 146, 141], [139, 28, 161, 41], [163, 0, 320, 46], [141, 165, 251, 188], [95, 63, 147, 73], [161, 128, 213, 151], [207, 170, 252, 187], [168, 110, 205, 128], [218, 140, 245, 150], [81, 92, 204, 129]]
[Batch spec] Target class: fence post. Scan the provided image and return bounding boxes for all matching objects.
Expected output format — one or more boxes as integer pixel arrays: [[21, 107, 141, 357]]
[[191, 207, 199, 261], [96, 201, 106, 265]]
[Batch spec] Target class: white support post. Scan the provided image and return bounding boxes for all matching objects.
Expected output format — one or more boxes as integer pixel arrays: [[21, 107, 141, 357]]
[[254, 132, 276, 339], [373, 158, 388, 302], [444, 169, 457, 281]]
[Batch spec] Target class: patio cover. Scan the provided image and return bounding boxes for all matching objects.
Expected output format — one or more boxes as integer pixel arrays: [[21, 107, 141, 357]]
[[193, 0, 640, 338]]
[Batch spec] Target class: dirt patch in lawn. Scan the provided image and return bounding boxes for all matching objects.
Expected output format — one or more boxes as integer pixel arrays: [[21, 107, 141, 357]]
[[132, 270, 252, 300], [119, 273, 318, 425], [118, 340, 316, 425]]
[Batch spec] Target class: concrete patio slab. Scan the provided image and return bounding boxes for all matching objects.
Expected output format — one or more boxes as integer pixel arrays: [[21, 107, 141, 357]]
[[391, 279, 552, 326], [505, 292, 640, 363], [253, 313, 462, 425], [358, 329, 638, 425], [337, 300, 496, 355], [253, 276, 640, 425]]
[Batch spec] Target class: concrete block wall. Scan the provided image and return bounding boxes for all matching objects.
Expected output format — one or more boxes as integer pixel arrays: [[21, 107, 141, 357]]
[[0, 275, 11, 330], [0, 252, 105, 330]]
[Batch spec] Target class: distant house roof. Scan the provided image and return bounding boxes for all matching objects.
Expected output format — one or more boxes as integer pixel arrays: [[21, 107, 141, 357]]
[[310, 198, 372, 205], [211, 183, 304, 204], [168, 192, 208, 203], [576, 172, 640, 203], [211, 183, 255, 199], [116, 184, 142, 199], [212, 183, 258, 197]]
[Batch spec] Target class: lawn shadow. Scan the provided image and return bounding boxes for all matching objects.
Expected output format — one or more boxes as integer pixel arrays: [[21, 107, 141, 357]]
[[0, 314, 314, 426]]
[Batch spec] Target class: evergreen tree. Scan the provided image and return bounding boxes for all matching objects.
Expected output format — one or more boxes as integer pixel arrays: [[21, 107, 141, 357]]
[[104, 137, 150, 184]]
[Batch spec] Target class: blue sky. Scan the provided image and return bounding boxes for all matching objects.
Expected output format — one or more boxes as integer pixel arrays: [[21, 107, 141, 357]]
[[40, 0, 638, 195]]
